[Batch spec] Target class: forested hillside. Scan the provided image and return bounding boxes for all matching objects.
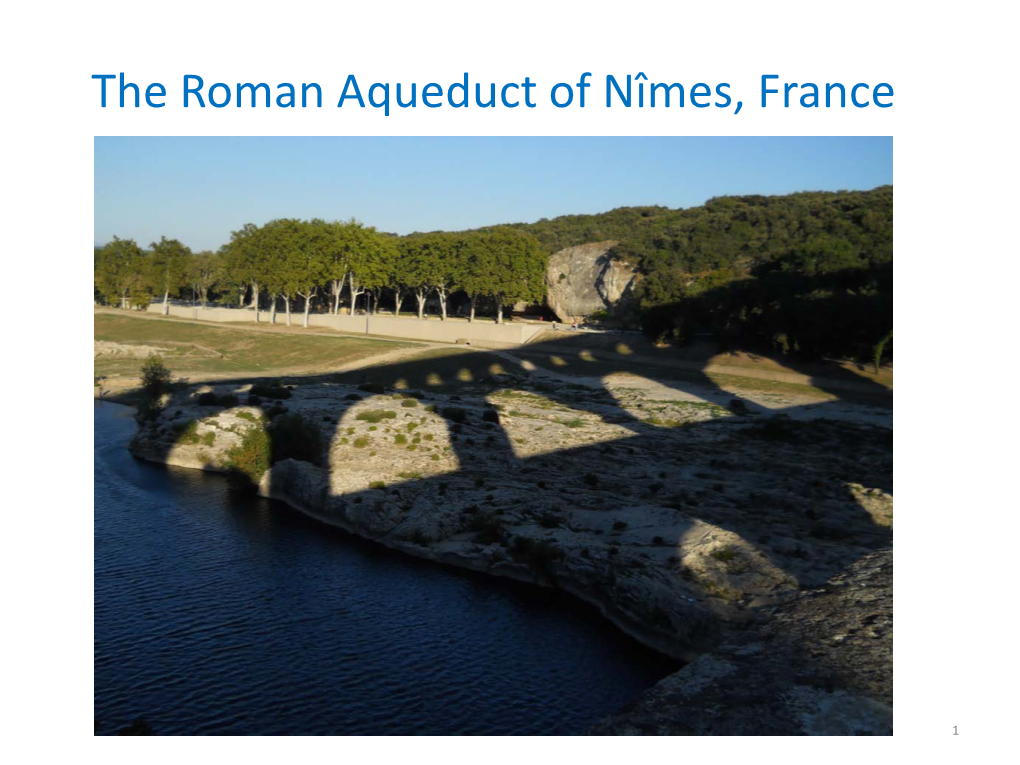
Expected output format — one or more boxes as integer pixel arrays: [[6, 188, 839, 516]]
[[479, 186, 893, 362]]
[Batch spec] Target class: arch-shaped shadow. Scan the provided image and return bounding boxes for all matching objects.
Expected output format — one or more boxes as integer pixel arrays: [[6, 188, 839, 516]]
[[126, 326, 892, 658]]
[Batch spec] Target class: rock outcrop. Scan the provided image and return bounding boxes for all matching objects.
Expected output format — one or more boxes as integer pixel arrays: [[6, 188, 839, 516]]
[[545, 241, 639, 323], [128, 371, 893, 731], [589, 549, 893, 735]]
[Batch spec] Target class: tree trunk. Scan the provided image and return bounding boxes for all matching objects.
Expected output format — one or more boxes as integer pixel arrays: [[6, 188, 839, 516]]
[[496, 294, 503, 324], [270, 295, 277, 324], [349, 275, 362, 315], [284, 296, 291, 326], [253, 287, 261, 322], [438, 288, 447, 320], [163, 289, 170, 315], [394, 288, 404, 316], [304, 296, 312, 327], [331, 275, 346, 314], [416, 291, 426, 320]]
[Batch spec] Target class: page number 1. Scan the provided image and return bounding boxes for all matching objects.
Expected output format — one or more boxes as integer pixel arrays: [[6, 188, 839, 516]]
[[953, 726, 959, 735]]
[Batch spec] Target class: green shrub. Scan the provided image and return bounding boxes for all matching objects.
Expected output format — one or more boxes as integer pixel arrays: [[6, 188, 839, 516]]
[[268, 413, 323, 465], [140, 355, 173, 400], [250, 382, 291, 399], [394, 433, 407, 445], [368, 480, 386, 490], [401, 398, 418, 408], [225, 425, 271, 488], [137, 355, 173, 420], [175, 420, 201, 445], [711, 547, 737, 562], [353, 436, 370, 448], [469, 512, 502, 544], [355, 410, 397, 423]]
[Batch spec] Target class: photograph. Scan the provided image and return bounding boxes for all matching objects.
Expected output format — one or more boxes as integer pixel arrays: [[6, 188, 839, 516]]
[[93, 136, 893, 735]]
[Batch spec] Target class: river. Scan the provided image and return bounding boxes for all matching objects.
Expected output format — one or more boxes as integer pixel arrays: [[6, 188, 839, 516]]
[[94, 401, 672, 734]]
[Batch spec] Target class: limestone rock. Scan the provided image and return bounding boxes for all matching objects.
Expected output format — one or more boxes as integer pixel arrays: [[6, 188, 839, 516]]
[[589, 549, 893, 735], [545, 241, 638, 323]]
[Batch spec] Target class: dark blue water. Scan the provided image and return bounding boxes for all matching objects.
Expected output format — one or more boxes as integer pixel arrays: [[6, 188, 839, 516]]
[[94, 402, 671, 734]]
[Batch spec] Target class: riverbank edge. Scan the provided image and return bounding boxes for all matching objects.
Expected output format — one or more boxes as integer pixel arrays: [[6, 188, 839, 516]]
[[128, 436, 708, 662], [122, 403, 893, 735]]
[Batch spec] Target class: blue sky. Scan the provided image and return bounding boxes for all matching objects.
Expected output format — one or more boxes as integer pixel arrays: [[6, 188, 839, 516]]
[[94, 136, 892, 250]]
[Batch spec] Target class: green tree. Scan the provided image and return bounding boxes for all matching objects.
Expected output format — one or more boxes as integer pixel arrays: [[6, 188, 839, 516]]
[[459, 232, 496, 322], [259, 219, 304, 324], [95, 237, 146, 308], [484, 227, 547, 323], [148, 236, 192, 314], [224, 223, 269, 321], [293, 220, 332, 326], [138, 355, 173, 420], [186, 250, 225, 307], [346, 223, 394, 314]]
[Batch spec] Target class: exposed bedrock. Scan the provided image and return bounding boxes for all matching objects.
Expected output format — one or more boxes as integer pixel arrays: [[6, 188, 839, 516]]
[[545, 241, 639, 323], [128, 375, 893, 732], [589, 549, 893, 735]]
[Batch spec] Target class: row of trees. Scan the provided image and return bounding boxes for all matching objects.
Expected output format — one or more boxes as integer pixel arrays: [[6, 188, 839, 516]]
[[94, 221, 548, 325]]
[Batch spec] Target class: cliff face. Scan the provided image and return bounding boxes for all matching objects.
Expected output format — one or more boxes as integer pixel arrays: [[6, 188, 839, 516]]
[[545, 241, 639, 323]]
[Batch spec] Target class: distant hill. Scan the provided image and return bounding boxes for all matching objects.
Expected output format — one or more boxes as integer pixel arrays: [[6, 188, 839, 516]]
[[472, 186, 893, 361]]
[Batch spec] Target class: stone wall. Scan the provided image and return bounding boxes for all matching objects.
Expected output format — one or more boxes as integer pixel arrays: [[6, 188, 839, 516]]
[[145, 303, 546, 348]]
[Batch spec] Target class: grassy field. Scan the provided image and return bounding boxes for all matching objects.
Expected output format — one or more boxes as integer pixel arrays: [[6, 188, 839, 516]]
[[94, 312, 417, 388], [95, 311, 889, 412]]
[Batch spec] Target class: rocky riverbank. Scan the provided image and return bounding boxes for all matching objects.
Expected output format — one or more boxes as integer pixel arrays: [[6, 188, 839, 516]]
[[128, 371, 892, 731]]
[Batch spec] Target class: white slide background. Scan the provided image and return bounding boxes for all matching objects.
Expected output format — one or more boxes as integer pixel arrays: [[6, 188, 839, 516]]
[[3, 0, 1017, 758]]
